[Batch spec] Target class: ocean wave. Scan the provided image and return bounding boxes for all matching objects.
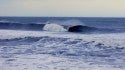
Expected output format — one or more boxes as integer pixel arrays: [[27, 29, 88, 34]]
[[0, 20, 117, 33], [1, 18, 125, 70]]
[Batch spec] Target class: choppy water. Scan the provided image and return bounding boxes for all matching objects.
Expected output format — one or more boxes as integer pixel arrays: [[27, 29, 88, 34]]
[[0, 17, 125, 70]]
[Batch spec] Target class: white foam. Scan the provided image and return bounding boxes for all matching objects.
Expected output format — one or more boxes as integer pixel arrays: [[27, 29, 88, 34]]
[[0, 54, 123, 70], [0, 29, 125, 48], [43, 24, 67, 32], [0, 29, 125, 70]]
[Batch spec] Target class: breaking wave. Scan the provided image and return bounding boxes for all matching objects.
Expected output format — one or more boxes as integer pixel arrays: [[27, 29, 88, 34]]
[[43, 23, 67, 32], [0, 20, 118, 33]]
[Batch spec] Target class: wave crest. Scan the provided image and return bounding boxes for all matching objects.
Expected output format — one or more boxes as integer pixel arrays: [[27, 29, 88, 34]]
[[43, 23, 67, 32]]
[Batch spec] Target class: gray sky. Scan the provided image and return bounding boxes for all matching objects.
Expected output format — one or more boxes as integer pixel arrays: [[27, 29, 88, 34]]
[[0, 0, 125, 17]]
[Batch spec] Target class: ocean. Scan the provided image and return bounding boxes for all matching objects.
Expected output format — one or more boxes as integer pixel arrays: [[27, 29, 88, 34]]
[[0, 17, 125, 70]]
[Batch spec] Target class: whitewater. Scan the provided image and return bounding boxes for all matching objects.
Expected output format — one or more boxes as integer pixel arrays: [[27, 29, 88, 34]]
[[0, 17, 125, 70], [0, 29, 125, 70]]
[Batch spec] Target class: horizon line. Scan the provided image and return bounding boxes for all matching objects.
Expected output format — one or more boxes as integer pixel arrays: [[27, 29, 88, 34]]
[[0, 16, 125, 18]]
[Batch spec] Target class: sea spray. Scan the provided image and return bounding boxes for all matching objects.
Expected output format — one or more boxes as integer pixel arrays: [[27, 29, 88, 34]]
[[43, 23, 67, 32]]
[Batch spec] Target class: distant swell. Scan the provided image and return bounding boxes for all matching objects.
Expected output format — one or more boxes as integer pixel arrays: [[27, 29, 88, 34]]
[[0, 22, 45, 31]]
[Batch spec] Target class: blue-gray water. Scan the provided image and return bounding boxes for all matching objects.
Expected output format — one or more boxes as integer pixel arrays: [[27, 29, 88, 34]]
[[0, 17, 125, 70], [1, 17, 125, 28]]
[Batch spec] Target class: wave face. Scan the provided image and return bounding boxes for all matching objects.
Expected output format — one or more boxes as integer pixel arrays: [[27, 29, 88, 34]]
[[68, 25, 97, 32], [68, 25, 116, 33]]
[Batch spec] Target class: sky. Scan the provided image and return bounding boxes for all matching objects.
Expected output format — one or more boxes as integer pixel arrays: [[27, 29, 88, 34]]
[[0, 0, 125, 17]]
